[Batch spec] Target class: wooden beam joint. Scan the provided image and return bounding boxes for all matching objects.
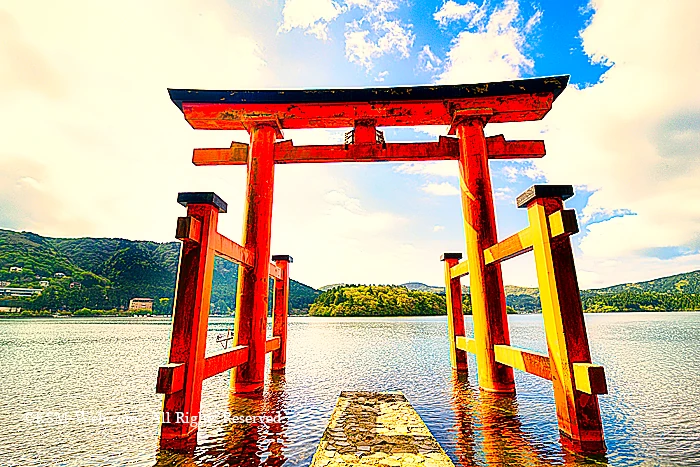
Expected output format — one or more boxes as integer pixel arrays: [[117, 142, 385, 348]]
[[448, 108, 493, 135], [156, 363, 185, 395], [483, 227, 533, 266], [455, 336, 477, 354], [175, 216, 202, 244], [211, 232, 254, 268], [204, 345, 249, 380], [450, 260, 470, 278], [265, 336, 281, 353], [269, 263, 283, 280], [242, 116, 284, 139], [573, 363, 608, 395], [549, 209, 579, 238], [494, 345, 552, 381]]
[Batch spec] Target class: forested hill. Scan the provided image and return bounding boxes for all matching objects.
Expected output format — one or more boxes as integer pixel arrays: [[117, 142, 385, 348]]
[[389, 270, 700, 313], [0, 229, 319, 313]]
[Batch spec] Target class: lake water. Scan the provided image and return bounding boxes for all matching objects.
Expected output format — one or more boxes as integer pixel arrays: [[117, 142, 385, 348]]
[[1, 313, 699, 466]]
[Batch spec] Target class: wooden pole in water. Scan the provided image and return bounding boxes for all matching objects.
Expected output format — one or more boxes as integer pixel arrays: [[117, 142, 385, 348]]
[[271, 255, 292, 371], [232, 123, 277, 393], [160, 192, 226, 449], [441, 253, 468, 371], [456, 116, 515, 393], [521, 184, 606, 453]]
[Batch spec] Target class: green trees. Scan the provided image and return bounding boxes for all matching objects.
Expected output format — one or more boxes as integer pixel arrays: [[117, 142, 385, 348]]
[[309, 285, 472, 317], [0, 229, 319, 314]]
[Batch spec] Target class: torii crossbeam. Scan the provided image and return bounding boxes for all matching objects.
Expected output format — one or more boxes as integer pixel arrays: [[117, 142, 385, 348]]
[[159, 75, 607, 454]]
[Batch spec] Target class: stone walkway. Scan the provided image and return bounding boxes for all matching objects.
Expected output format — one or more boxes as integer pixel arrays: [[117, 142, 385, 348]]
[[310, 391, 455, 467]]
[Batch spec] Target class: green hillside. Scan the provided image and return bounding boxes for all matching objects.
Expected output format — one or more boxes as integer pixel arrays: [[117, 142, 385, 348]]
[[309, 284, 471, 317], [372, 271, 700, 314], [0, 229, 319, 315], [588, 270, 700, 294]]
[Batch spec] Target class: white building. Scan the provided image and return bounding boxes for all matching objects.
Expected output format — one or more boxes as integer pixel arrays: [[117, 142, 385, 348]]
[[129, 298, 153, 311], [0, 287, 42, 297], [9, 267, 22, 273]]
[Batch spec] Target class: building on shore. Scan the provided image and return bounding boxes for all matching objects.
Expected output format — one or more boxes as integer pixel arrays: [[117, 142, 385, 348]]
[[9, 267, 22, 273], [129, 298, 153, 311], [0, 287, 42, 297]]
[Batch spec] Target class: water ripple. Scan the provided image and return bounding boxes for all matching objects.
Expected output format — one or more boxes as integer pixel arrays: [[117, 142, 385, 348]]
[[1, 313, 698, 466]]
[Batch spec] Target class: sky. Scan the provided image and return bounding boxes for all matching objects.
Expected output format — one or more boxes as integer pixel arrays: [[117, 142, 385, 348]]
[[1, 0, 699, 290]]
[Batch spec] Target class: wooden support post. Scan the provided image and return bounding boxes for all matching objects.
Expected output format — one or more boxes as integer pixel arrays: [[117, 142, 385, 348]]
[[456, 117, 515, 393], [519, 184, 606, 453], [441, 253, 468, 371], [271, 255, 292, 371], [160, 192, 227, 450], [232, 123, 278, 394]]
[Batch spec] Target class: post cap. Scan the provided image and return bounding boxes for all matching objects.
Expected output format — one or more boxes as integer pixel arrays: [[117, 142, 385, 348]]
[[516, 185, 574, 208], [177, 192, 228, 213], [440, 252, 463, 261], [272, 254, 293, 263]]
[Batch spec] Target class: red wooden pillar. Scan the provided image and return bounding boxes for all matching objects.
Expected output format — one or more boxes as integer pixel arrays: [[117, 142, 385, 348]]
[[456, 116, 515, 393], [232, 123, 277, 393], [271, 255, 292, 371], [521, 185, 605, 453], [160, 192, 227, 449], [441, 253, 468, 371]]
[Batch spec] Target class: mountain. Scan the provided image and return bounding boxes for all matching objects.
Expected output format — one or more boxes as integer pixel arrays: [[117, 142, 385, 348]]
[[401, 282, 444, 294], [0, 229, 319, 314], [381, 273, 700, 314], [2, 228, 698, 316], [586, 271, 700, 294], [319, 283, 347, 291]]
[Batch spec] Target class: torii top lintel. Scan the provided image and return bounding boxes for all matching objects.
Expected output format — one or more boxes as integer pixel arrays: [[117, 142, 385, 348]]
[[168, 75, 569, 131]]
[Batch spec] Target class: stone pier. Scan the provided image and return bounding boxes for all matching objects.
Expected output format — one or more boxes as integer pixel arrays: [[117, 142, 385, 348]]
[[310, 392, 455, 467]]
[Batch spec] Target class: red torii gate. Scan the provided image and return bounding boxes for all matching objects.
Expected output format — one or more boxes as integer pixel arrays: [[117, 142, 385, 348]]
[[157, 75, 607, 454]]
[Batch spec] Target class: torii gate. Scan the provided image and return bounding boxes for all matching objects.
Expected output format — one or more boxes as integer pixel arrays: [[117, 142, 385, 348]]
[[156, 76, 607, 454]]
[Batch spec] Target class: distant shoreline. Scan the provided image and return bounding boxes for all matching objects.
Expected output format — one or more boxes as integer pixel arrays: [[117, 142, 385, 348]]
[[2, 310, 697, 320]]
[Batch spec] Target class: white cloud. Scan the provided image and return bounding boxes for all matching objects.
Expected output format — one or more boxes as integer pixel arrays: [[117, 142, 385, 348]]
[[433, 225, 445, 232], [528, 0, 700, 285], [417, 45, 442, 72], [437, 0, 535, 84], [375, 71, 389, 82], [411, 0, 700, 288], [493, 187, 513, 201], [271, 165, 415, 286], [278, 0, 344, 40], [502, 163, 543, 182], [0, 1, 271, 243], [4, 0, 699, 291], [433, 1, 486, 27], [421, 182, 459, 196], [277, 0, 415, 71], [345, 12, 414, 70], [394, 160, 458, 177], [0, 1, 431, 289]]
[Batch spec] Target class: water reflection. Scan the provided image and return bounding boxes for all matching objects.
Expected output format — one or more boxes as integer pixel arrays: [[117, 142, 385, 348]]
[[156, 373, 288, 467], [4, 315, 698, 466], [450, 372, 609, 467]]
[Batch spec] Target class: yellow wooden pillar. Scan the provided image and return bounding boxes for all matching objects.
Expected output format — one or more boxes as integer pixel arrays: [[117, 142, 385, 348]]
[[520, 184, 606, 453], [456, 117, 515, 393]]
